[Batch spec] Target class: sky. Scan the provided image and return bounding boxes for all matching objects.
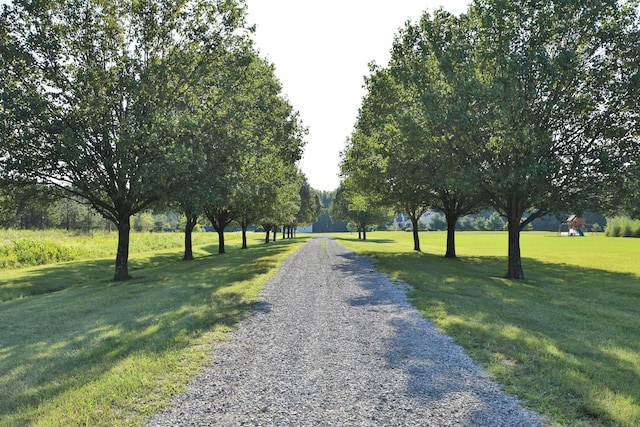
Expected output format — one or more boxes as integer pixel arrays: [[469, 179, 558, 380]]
[[244, 1, 471, 191]]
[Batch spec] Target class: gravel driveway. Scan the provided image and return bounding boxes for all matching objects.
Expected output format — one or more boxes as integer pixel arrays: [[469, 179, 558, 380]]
[[149, 235, 542, 426]]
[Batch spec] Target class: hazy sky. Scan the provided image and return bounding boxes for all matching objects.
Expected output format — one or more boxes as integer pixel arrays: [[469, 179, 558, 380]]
[[245, 1, 471, 191]]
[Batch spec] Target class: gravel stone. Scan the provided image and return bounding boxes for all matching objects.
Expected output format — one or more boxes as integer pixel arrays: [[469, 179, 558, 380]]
[[149, 235, 542, 426]]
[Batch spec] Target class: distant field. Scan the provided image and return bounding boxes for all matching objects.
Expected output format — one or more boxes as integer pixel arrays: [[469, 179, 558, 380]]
[[334, 231, 640, 427], [337, 230, 639, 275], [0, 231, 309, 426]]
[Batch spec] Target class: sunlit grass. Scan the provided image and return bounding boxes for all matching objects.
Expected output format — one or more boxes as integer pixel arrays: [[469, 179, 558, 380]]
[[0, 228, 232, 270], [0, 232, 310, 426], [334, 231, 640, 427]]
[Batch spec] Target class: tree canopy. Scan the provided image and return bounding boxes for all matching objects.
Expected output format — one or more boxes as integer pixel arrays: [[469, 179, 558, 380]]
[[330, 177, 391, 240], [468, 0, 640, 278]]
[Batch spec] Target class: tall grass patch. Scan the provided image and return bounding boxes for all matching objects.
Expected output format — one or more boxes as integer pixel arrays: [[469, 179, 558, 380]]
[[0, 232, 309, 426], [0, 229, 227, 270], [0, 238, 83, 269], [605, 217, 640, 237], [335, 231, 640, 427]]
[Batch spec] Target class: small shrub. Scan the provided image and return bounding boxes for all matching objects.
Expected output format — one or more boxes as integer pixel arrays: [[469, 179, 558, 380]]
[[605, 217, 640, 238], [605, 217, 621, 237], [11, 238, 79, 267], [0, 230, 96, 269]]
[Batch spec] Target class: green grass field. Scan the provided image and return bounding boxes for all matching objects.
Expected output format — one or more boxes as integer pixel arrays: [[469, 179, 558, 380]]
[[0, 231, 309, 426], [2, 230, 639, 426], [334, 231, 640, 427]]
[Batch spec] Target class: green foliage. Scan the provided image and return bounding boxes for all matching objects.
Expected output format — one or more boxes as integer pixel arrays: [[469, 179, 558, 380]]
[[1, 0, 278, 279], [133, 212, 156, 233], [336, 231, 640, 426], [456, 216, 476, 231], [0, 238, 82, 269], [605, 217, 640, 237], [313, 191, 348, 232], [468, 0, 640, 277], [428, 212, 507, 232], [295, 175, 322, 226], [428, 213, 447, 231], [330, 179, 392, 237], [486, 212, 506, 231]]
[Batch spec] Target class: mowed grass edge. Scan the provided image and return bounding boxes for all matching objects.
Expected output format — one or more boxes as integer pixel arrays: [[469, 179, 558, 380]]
[[0, 232, 310, 426], [334, 231, 640, 427]]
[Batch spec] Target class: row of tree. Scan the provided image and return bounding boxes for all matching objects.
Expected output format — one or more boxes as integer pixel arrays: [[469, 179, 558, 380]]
[[0, 0, 320, 281], [339, 0, 640, 279]]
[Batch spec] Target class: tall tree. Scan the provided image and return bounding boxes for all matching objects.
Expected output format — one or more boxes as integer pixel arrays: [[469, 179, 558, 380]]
[[330, 178, 391, 240], [284, 171, 320, 238], [469, 0, 640, 279], [193, 50, 304, 254], [295, 180, 322, 233], [0, 0, 249, 280], [173, 46, 251, 259], [232, 58, 307, 249], [387, 9, 486, 257], [341, 65, 433, 251]]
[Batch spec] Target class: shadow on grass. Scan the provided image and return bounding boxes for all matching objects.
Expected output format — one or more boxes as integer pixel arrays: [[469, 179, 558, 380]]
[[0, 239, 299, 424], [361, 238, 396, 244], [332, 236, 396, 245], [339, 247, 640, 426]]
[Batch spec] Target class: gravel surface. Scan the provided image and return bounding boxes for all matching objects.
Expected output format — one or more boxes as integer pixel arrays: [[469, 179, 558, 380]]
[[149, 235, 542, 426]]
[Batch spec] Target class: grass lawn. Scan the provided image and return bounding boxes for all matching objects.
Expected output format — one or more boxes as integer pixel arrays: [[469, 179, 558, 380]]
[[0, 231, 309, 426], [334, 231, 640, 427]]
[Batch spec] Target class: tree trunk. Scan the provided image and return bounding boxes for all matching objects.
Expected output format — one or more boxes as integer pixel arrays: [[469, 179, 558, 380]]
[[444, 213, 459, 258], [411, 216, 421, 251], [506, 217, 525, 279], [114, 217, 131, 281], [217, 228, 225, 254], [361, 222, 367, 240], [264, 227, 270, 243], [272, 227, 277, 242], [205, 207, 233, 254], [358, 229, 362, 240], [241, 221, 248, 249], [183, 212, 197, 261], [282, 226, 286, 240]]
